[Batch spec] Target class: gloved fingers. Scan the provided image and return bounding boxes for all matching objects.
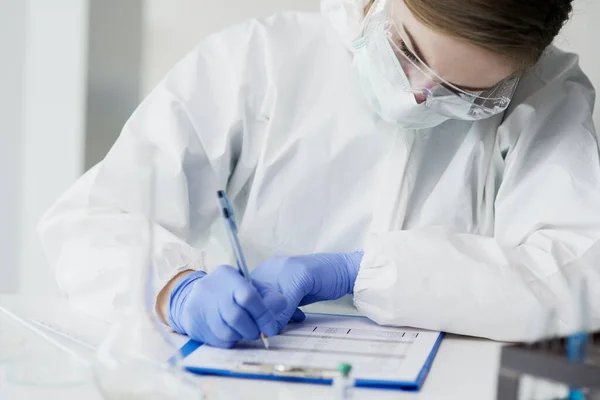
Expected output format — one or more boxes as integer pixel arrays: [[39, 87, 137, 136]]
[[276, 308, 296, 332], [178, 313, 237, 348], [221, 304, 260, 340], [299, 294, 321, 307], [207, 308, 243, 344], [275, 306, 305, 332], [253, 280, 287, 315], [233, 284, 281, 337], [290, 308, 306, 322], [271, 293, 308, 332], [200, 329, 237, 349], [177, 315, 206, 343]]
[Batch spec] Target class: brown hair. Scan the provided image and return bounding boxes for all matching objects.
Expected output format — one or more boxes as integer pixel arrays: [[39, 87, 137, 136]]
[[403, 0, 574, 68]]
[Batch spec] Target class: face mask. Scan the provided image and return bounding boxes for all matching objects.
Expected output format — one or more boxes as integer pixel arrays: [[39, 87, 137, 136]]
[[352, 27, 450, 130]]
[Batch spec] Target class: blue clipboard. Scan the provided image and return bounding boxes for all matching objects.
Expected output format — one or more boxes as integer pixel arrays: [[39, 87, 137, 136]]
[[175, 313, 444, 391]]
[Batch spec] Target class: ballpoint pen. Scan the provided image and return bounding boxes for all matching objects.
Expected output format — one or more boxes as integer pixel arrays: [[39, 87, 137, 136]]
[[217, 190, 270, 350]]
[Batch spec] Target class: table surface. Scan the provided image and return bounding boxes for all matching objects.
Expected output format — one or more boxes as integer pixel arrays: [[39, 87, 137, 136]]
[[0, 295, 503, 400]]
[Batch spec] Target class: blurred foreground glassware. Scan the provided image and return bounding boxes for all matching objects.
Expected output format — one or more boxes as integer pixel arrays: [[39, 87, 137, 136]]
[[0, 305, 90, 388], [92, 149, 203, 400]]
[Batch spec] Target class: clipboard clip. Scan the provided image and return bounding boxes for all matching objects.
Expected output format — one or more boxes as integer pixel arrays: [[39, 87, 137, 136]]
[[236, 362, 339, 379]]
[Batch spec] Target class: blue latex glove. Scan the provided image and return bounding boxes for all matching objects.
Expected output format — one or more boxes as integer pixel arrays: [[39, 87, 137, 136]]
[[168, 266, 287, 348], [250, 251, 363, 330]]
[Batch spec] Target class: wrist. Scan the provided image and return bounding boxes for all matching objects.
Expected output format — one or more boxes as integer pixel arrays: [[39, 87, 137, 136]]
[[168, 270, 207, 333], [313, 251, 364, 297], [156, 270, 203, 328], [343, 251, 364, 294]]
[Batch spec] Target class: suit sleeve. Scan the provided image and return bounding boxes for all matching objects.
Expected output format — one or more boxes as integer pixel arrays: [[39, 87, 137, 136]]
[[354, 57, 600, 341], [37, 20, 269, 321]]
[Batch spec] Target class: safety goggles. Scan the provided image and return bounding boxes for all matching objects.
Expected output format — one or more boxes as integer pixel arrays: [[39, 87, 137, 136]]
[[355, 0, 520, 121]]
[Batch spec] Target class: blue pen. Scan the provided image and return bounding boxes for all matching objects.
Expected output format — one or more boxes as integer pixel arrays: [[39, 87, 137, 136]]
[[566, 332, 588, 400], [217, 190, 270, 350], [566, 277, 590, 400]]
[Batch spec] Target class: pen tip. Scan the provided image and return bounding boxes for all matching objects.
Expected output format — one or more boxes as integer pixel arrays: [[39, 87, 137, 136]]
[[261, 334, 270, 350], [217, 190, 225, 198]]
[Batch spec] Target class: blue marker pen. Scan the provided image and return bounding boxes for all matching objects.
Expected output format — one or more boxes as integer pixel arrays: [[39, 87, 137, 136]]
[[217, 190, 270, 350], [566, 331, 587, 400]]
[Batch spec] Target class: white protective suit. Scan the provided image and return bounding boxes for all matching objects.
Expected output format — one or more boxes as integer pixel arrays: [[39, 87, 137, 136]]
[[39, 0, 600, 341]]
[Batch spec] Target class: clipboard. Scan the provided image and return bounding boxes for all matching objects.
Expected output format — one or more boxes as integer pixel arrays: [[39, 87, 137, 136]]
[[177, 313, 444, 391]]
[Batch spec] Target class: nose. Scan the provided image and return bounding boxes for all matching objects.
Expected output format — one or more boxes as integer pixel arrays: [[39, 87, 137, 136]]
[[407, 80, 436, 105], [413, 92, 427, 104]]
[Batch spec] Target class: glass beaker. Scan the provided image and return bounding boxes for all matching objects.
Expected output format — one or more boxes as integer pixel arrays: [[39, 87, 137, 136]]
[[91, 150, 203, 400]]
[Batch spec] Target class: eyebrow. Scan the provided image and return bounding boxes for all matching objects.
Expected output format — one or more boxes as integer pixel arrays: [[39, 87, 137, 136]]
[[400, 23, 492, 93]]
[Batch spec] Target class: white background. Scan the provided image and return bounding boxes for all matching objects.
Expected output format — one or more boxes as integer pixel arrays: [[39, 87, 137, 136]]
[[142, 0, 600, 114], [1, 0, 88, 296], [1, 0, 598, 296], [141, 0, 320, 95], [0, 0, 26, 293]]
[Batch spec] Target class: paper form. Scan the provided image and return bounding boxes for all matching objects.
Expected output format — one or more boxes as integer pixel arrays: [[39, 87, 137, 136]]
[[182, 314, 442, 383]]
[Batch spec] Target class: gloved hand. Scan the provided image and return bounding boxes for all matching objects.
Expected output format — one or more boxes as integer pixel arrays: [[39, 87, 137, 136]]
[[168, 265, 287, 348], [250, 251, 363, 331]]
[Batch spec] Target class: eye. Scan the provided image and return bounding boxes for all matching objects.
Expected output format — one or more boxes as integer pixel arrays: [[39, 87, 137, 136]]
[[397, 39, 419, 63], [441, 81, 485, 97], [440, 82, 463, 96]]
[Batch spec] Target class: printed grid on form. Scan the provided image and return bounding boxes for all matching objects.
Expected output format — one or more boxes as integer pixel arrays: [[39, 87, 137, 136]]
[[183, 314, 440, 382]]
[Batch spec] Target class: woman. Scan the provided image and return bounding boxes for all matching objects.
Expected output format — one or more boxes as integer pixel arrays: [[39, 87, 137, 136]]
[[39, 0, 599, 347]]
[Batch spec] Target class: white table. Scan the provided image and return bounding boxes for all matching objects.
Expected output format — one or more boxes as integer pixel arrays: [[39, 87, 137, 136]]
[[0, 295, 502, 399]]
